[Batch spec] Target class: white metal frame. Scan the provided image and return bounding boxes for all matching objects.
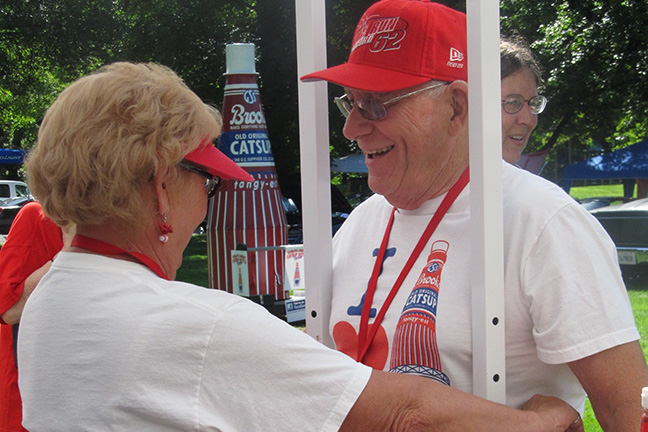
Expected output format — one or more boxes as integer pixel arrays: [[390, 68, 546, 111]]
[[295, 0, 506, 401], [466, 0, 506, 403], [295, 0, 335, 348]]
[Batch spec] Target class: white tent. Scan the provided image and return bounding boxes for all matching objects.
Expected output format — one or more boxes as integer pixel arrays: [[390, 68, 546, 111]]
[[295, 0, 506, 402]]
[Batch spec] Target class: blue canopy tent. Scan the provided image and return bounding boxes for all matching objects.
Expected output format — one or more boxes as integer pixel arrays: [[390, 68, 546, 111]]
[[0, 149, 27, 164], [330, 153, 367, 174], [561, 139, 648, 193]]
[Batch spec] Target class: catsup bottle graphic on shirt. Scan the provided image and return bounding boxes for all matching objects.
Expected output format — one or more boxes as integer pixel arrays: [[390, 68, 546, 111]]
[[389, 239, 450, 385]]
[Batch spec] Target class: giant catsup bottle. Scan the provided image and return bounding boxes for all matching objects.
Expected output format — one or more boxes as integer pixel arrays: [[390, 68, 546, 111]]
[[207, 43, 288, 303]]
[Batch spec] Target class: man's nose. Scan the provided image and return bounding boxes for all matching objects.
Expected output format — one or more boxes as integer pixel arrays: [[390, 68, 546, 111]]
[[342, 107, 372, 141]]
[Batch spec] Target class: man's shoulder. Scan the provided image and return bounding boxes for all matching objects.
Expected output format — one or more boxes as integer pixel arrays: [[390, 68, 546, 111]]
[[353, 193, 387, 211], [502, 163, 575, 206], [343, 193, 392, 225]]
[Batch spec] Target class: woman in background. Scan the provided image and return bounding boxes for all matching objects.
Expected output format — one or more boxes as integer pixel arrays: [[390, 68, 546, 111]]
[[500, 34, 548, 164], [0, 201, 73, 431]]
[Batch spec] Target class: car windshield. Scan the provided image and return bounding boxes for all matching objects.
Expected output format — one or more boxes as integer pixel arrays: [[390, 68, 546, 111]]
[[1, 197, 29, 207], [15, 184, 29, 197]]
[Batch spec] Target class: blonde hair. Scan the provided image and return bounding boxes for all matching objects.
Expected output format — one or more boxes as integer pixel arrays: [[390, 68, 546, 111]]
[[27, 62, 221, 229]]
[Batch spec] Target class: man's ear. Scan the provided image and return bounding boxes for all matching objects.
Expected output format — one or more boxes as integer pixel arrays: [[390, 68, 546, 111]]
[[447, 81, 469, 136]]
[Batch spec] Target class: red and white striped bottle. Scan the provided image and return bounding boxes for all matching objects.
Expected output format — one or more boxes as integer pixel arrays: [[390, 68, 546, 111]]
[[389, 240, 450, 385], [207, 43, 288, 301]]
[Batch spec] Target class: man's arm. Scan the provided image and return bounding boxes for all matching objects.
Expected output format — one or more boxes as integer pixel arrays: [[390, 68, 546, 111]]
[[569, 340, 648, 431], [341, 369, 584, 432]]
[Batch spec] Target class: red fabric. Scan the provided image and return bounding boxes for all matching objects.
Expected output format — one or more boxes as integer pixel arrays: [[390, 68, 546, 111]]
[[301, 0, 467, 92], [0, 202, 63, 432]]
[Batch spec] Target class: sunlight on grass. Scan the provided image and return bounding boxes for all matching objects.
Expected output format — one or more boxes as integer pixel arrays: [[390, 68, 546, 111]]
[[568, 184, 626, 201]]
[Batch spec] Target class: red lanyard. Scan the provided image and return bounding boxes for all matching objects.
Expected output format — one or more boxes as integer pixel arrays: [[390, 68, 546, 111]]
[[71, 234, 170, 280], [356, 167, 470, 363]]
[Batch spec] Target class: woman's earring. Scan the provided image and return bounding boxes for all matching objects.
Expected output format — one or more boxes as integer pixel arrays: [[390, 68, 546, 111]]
[[158, 212, 173, 244]]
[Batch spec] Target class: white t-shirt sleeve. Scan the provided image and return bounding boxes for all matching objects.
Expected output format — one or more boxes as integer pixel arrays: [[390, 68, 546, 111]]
[[521, 202, 639, 364], [198, 299, 372, 431]]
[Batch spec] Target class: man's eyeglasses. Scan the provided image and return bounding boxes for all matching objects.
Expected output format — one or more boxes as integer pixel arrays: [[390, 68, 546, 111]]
[[501, 94, 547, 115], [334, 82, 448, 121], [178, 161, 222, 198]]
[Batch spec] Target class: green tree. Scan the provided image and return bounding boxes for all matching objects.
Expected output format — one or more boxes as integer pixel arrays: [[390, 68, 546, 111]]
[[0, 0, 257, 178], [501, 0, 648, 179], [3, 0, 647, 184]]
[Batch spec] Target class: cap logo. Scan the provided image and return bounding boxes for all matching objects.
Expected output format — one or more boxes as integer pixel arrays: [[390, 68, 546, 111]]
[[351, 14, 408, 54], [448, 47, 465, 69]]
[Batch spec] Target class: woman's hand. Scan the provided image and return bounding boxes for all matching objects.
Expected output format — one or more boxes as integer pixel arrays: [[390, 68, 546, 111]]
[[522, 394, 584, 432]]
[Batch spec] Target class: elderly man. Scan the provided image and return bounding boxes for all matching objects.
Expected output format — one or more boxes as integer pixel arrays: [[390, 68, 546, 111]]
[[301, 1, 648, 431]]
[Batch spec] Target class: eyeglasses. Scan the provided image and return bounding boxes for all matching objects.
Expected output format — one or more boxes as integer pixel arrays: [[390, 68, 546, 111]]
[[501, 94, 547, 115], [178, 161, 222, 198], [334, 82, 448, 121]]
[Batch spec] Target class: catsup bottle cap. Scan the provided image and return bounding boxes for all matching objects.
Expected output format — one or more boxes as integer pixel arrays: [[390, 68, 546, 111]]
[[225, 43, 257, 75]]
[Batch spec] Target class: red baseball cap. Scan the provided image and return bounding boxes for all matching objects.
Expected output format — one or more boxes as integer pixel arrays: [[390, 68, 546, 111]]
[[301, 0, 467, 92], [184, 139, 254, 182]]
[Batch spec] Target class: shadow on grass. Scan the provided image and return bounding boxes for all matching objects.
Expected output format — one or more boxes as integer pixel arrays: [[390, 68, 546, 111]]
[[623, 264, 648, 291]]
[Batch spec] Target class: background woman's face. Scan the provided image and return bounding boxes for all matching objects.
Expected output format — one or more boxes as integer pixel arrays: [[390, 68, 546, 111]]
[[501, 68, 539, 164]]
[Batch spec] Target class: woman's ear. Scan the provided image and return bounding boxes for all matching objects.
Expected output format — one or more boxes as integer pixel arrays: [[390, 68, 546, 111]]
[[153, 166, 171, 216], [447, 81, 469, 136]]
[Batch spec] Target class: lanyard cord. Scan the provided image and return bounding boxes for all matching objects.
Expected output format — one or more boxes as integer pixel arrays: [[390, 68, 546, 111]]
[[356, 167, 470, 363], [71, 234, 170, 281]]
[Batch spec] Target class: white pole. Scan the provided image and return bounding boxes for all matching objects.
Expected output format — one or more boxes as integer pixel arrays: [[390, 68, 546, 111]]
[[295, 0, 335, 348], [467, 0, 507, 402]]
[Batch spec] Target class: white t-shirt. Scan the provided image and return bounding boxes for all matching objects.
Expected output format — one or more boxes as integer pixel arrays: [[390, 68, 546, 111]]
[[18, 252, 371, 431], [330, 161, 638, 412]]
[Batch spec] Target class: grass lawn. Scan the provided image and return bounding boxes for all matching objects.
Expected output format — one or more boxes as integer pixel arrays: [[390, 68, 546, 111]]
[[176, 234, 210, 287], [181, 182, 648, 430], [568, 183, 627, 201]]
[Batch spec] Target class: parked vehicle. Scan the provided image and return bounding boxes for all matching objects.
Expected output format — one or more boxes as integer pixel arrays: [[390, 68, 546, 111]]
[[0, 180, 30, 203], [281, 190, 350, 245], [577, 196, 630, 211], [0, 196, 33, 234], [279, 173, 353, 245], [282, 195, 303, 244], [589, 197, 648, 280]]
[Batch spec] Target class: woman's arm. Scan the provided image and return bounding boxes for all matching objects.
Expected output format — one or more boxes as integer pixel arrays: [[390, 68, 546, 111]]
[[341, 369, 583, 432], [0, 260, 52, 325]]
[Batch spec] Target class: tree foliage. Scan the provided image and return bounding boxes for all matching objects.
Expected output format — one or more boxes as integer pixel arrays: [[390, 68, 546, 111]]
[[1, 0, 647, 183], [0, 0, 256, 175], [501, 0, 648, 178]]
